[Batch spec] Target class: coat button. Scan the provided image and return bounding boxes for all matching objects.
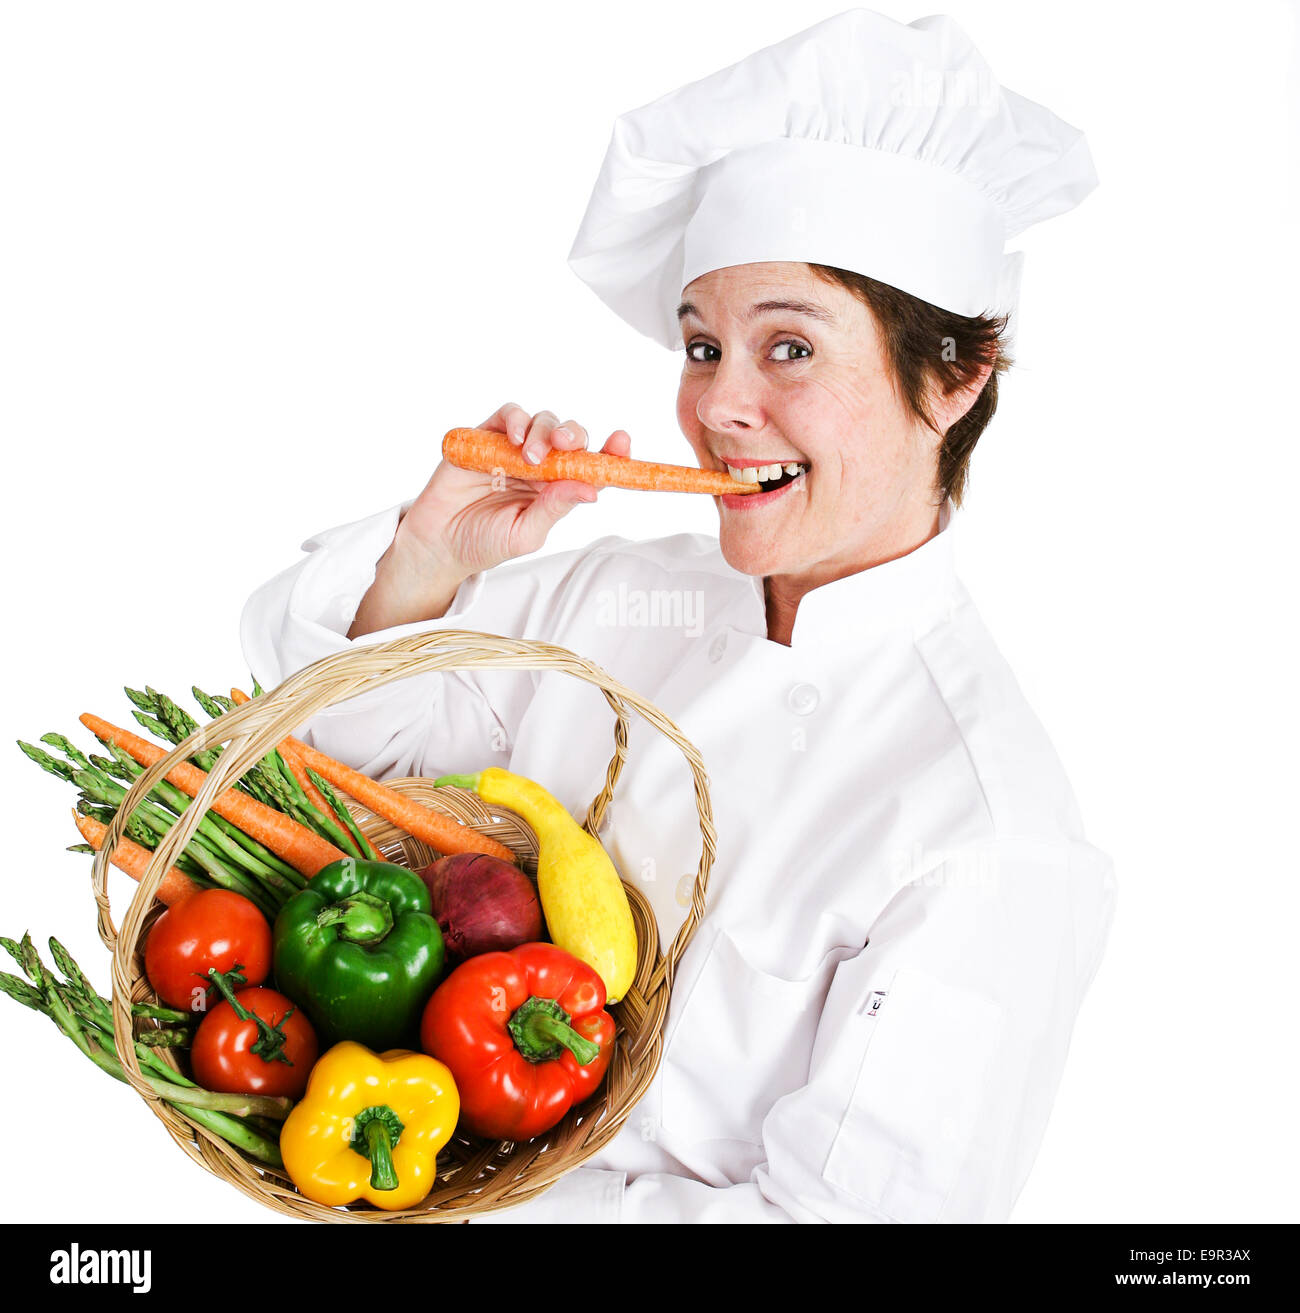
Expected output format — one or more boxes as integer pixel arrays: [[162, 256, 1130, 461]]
[[787, 682, 820, 715], [708, 632, 728, 663]]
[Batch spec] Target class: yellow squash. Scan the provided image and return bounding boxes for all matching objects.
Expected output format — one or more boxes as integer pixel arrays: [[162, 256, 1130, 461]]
[[434, 768, 637, 1002]]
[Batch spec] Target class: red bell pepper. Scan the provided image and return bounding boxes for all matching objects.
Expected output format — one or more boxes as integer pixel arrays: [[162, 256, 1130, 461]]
[[419, 941, 615, 1140]]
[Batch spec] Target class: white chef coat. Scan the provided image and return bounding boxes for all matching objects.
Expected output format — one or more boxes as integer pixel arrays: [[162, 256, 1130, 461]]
[[241, 500, 1116, 1224]]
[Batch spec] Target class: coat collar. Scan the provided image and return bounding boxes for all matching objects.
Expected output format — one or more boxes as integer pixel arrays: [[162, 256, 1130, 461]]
[[735, 503, 959, 648]]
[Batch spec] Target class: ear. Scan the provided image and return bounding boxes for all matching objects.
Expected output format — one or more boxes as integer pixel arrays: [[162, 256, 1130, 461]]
[[927, 356, 995, 435]]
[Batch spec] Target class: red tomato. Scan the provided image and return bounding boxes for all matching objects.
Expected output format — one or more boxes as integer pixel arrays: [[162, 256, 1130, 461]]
[[191, 987, 319, 1098], [144, 889, 272, 1012]]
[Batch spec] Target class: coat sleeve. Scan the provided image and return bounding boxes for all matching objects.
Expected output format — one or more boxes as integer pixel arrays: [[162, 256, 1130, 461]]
[[472, 836, 1116, 1223], [238, 501, 604, 781]]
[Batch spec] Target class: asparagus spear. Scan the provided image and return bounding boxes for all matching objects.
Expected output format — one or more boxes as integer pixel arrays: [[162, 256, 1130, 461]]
[[126, 686, 210, 763], [22, 735, 302, 912], [192, 697, 354, 859], [129, 685, 286, 809], [309, 768, 379, 861], [86, 739, 298, 900], [136, 1028, 192, 1049], [24, 738, 281, 909], [16, 739, 76, 781], [68, 767, 279, 917], [129, 708, 171, 742], [96, 743, 304, 898], [0, 933, 286, 1166], [129, 684, 275, 799], [144, 686, 200, 740], [96, 737, 303, 887], [260, 753, 365, 861], [191, 686, 235, 720], [39, 732, 91, 771], [71, 798, 218, 892]]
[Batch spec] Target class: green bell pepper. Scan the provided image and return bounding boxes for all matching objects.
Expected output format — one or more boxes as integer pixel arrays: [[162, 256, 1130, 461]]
[[272, 859, 445, 1050]]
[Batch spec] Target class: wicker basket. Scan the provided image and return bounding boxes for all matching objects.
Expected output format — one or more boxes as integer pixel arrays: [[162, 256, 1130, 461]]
[[91, 629, 716, 1222]]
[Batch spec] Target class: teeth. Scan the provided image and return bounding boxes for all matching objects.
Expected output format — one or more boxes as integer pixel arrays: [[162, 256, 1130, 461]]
[[724, 462, 808, 484]]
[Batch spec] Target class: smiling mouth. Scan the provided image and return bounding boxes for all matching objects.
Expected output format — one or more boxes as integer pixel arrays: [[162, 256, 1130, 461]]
[[722, 459, 809, 494]]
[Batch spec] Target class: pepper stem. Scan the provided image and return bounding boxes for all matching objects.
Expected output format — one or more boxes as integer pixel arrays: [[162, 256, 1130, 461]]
[[315, 890, 394, 945], [351, 1104, 404, 1192], [508, 996, 601, 1066], [433, 772, 480, 792]]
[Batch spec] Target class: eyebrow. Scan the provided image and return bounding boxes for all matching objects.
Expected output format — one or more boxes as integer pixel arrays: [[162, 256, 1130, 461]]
[[676, 298, 836, 324]]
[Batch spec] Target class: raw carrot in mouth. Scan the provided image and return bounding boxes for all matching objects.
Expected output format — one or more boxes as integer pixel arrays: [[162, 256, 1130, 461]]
[[441, 427, 762, 495], [72, 810, 200, 906], [77, 714, 348, 878], [229, 690, 519, 864]]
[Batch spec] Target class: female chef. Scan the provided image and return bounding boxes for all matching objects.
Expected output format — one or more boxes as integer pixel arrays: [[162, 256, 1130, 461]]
[[242, 10, 1115, 1223]]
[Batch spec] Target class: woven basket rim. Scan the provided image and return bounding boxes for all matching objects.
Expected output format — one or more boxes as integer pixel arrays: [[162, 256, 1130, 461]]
[[91, 628, 717, 1221]]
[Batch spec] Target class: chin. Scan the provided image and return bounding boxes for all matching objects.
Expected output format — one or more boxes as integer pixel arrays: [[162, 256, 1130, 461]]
[[717, 529, 790, 579]]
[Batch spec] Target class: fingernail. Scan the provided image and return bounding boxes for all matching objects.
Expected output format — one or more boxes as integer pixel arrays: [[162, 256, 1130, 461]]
[[524, 444, 542, 465], [553, 426, 570, 442], [508, 429, 525, 445]]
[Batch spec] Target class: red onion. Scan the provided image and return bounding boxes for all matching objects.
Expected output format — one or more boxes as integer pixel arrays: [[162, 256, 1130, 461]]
[[418, 853, 544, 962]]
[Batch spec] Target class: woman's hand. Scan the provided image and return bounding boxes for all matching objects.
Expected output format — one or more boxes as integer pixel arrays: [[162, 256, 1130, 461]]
[[347, 404, 631, 639], [399, 404, 631, 578]]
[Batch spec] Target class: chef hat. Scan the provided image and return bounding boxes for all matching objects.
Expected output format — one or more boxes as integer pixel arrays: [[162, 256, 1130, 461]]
[[568, 8, 1097, 348]]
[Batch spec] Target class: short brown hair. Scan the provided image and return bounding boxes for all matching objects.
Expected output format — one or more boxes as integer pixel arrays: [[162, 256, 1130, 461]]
[[811, 265, 1012, 507]]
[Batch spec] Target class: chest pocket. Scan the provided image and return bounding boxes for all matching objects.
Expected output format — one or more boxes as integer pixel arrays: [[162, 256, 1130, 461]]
[[659, 928, 840, 1146]]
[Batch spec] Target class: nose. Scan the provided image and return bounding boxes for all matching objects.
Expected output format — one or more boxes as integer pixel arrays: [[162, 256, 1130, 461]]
[[695, 354, 764, 434]]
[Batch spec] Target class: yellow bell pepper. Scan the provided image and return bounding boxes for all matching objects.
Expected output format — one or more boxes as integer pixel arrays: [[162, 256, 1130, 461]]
[[279, 1040, 459, 1211], [434, 767, 637, 1003]]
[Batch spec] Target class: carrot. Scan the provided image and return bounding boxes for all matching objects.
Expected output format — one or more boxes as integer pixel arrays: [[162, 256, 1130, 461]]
[[283, 740, 383, 862], [288, 736, 519, 861], [226, 689, 334, 818], [441, 427, 763, 495], [228, 688, 516, 863], [278, 740, 334, 818], [78, 714, 348, 878], [73, 810, 200, 906]]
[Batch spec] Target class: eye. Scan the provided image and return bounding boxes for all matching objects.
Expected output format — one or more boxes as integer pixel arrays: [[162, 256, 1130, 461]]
[[770, 339, 812, 362], [685, 340, 720, 363]]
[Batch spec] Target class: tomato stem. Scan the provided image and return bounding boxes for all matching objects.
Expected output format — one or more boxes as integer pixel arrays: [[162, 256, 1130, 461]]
[[205, 966, 295, 1066]]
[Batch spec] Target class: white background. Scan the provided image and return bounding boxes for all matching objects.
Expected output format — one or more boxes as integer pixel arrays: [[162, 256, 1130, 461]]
[[1, 0, 1296, 1224]]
